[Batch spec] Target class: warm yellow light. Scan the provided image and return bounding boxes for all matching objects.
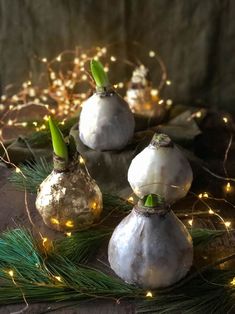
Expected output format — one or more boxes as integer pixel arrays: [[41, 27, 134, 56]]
[[50, 218, 59, 225], [42, 58, 47, 63], [40, 124, 46, 130], [43, 115, 49, 121], [8, 270, 14, 277], [104, 66, 109, 73], [208, 209, 214, 214], [149, 50, 156, 57], [1, 95, 7, 101], [127, 196, 134, 203], [224, 221, 231, 228], [56, 55, 61, 62], [110, 56, 116, 62], [66, 232, 72, 237], [166, 99, 173, 106], [82, 74, 88, 81], [12, 95, 19, 102], [15, 167, 21, 173], [223, 117, 228, 123], [101, 47, 107, 54], [79, 156, 85, 164], [188, 219, 193, 226], [166, 80, 171, 85], [195, 111, 202, 118], [146, 291, 153, 297], [54, 276, 62, 282], [230, 277, 235, 286], [7, 120, 13, 126], [150, 89, 158, 97], [225, 182, 231, 192], [81, 53, 87, 59], [158, 99, 164, 105], [65, 220, 74, 228], [50, 72, 56, 80], [74, 58, 79, 65], [118, 82, 124, 88], [22, 82, 28, 89]]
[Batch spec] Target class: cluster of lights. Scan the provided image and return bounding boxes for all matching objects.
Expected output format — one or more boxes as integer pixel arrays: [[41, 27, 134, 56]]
[[0, 45, 173, 140]]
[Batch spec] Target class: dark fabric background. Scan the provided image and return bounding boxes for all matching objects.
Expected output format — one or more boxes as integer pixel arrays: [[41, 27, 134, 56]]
[[0, 0, 235, 113]]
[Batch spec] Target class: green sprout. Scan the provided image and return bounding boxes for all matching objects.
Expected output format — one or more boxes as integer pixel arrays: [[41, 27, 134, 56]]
[[144, 194, 163, 207], [48, 117, 68, 162], [90, 59, 109, 88]]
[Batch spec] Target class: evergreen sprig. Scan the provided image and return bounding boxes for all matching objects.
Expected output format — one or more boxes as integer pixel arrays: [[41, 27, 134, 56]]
[[0, 228, 233, 313]]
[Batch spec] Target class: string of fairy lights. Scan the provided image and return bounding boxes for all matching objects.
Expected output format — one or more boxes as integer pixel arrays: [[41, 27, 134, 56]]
[[0, 44, 171, 138], [0, 44, 234, 303]]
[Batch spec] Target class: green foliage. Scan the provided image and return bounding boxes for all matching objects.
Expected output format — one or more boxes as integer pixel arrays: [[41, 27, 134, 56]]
[[26, 117, 77, 147], [0, 228, 233, 312], [9, 157, 53, 193], [90, 59, 109, 88], [190, 228, 225, 247], [53, 228, 112, 263], [7, 158, 235, 312], [48, 117, 68, 161]]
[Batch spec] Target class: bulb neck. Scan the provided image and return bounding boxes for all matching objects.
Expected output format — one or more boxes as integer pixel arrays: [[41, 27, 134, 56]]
[[53, 154, 69, 172], [134, 199, 170, 217], [150, 133, 173, 149], [95, 85, 114, 97]]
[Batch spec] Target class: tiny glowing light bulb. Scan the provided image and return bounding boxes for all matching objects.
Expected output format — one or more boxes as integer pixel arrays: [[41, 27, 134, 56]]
[[158, 99, 164, 105], [223, 117, 228, 123], [230, 277, 235, 286], [203, 192, 209, 198], [166, 80, 171, 85], [149, 50, 156, 57], [56, 55, 61, 62], [74, 58, 79, 65], [104, 66, 109, 72], [79, 156, 85, 164], [101, 47, 107, 54], [42, 58, 47, 63], [8, 270, 14, 277], [151, 89, 159, 97], [110, 56, 116, 62], [43, 115, 49, 121], [225, 182, 231, 192], [66, 232, 72, 237], [118, 82, 124, 88], [65, 220, 74, 228], [54, 276, 62, 282], [82, 74, 88, 81], [188, 219, 193, 226], [146, 291, 153, 297], [127, 196, 134, 203], [8, 120, 13, 126], [208, 209, 214, 214], [224, 221, 231, 228], [42, 237, 48, 245], [51, 218, 59, 225], [195, 111, 202, 118], [166, 99, 173, 106]]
